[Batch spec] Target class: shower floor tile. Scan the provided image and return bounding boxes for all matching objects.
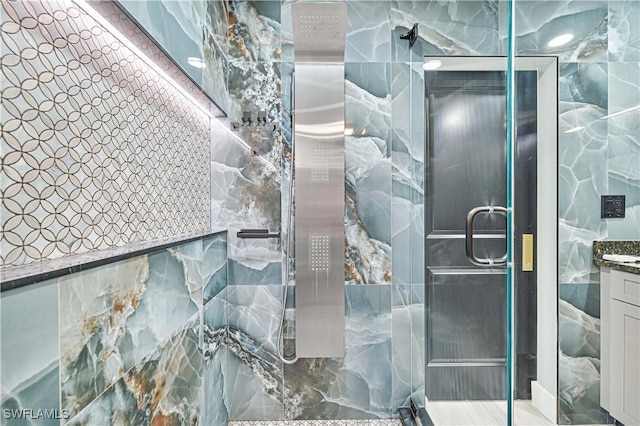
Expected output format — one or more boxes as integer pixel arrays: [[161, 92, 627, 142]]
[[426, 400, 553, 425], [228, 421, 402, 426]]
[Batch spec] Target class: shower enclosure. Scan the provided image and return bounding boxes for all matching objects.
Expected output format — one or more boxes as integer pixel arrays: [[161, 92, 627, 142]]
[[283, 3, 559, 421], [5, 0, 640, 424]]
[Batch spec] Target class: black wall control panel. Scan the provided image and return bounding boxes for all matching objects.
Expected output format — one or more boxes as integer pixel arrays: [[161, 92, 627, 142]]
[[601, 195, 625, 218]]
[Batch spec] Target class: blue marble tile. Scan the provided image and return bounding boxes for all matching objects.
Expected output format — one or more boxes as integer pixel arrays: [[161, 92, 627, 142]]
[[203, 233, 228, 304], [280, 61, 295, 284], [228, 1, 281, 63], [280, 2, 294, 62], [210, 127, 282, 286], [558, 63, 608, 285], [391, 63, 424, 287], [391, 285, 412, 409], [224, 286, 284, 420], [345, 1, 391, 62], [204, 0, 229, 54], [411, 286, 426, 407], [391, 0, 500, 62], [607, 62, 640, 240], [512, 1, 608, 62], [227, 60, 283, 166], [281, 61, 294, 151], [203, 0, 229, 113], [1, 280, 60, 426], [391, 184, 412, 286], [409, 62, 425, 186], [410, 204, 425, 286], [228, 254, 283, 286], [203, 32, 229, 113], [391, 63, 412, 286], [345, 63, 392, 285], [209, 136, 281, 228], [559, 283, 600, 318], [117, 0, 206, 85], [283, 285, 392, 419], [170, 239, 206, 308], [558, 297, 606, 425], [67, 316, 203, 426], [409, 63, 425, 287], [560, 63, 608, 109], [203, 290, 229, 426], [609, 0, 640, 62], [59, 242, 202, 418]]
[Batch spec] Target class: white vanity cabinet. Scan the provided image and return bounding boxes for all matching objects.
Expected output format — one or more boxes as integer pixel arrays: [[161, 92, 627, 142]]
[[601, 267, 640, 425]]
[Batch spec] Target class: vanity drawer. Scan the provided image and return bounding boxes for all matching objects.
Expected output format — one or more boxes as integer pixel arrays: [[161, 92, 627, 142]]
[[611, 269, 640, 307]]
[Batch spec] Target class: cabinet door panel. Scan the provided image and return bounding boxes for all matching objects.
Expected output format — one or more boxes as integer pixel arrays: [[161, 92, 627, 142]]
[[612, 270, 640, 306], [611, 299, 640, 425]]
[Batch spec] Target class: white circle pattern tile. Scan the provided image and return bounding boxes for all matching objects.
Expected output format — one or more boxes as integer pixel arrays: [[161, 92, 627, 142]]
[[0, 0, 211, 268]]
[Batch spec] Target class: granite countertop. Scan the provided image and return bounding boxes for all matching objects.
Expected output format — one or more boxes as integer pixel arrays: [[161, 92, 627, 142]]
[[593, 240, 640, 275]]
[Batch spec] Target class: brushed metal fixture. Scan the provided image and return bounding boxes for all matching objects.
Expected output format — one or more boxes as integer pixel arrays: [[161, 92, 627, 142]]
[[292, 2, 347, 359], [237, 229, 281, 239], [242, 111, 252, 126], [257, 110, 267, 125], [465, 206, 508, 266], [291, 3, 348, 63]]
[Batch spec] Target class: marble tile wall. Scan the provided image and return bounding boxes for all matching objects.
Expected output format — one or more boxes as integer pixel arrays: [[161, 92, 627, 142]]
[[210, 128, 283, 286], [508, 1, 639, 423], [1, 280, 61, 425], [93, 0, 640, 422], [207, 0, 425, 418], [4, 0, 636, 424], [0, 0, 212, 269], [0, 233, 228, 425], [212, 285, 400, 421], [67, 317, 204, 426], [117, 0, 206, 84]]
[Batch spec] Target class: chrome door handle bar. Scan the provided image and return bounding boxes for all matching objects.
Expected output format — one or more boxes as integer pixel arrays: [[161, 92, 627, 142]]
[[465, 206, 508, 266]]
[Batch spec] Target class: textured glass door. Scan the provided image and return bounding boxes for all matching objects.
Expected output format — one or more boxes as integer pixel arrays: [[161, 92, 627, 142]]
[[424, 69, 510, 401]]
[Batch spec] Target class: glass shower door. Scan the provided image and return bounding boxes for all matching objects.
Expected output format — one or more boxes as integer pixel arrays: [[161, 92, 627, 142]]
[[422, 55, 557, 426]]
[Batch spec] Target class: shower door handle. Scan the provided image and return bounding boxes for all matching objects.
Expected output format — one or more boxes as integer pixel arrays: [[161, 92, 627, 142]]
[[465, 206, 508, 266]]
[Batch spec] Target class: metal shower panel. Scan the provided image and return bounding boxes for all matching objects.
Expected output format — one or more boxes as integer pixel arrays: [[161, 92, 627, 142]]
[[291, 3, 347, 63], [292, 3, 347, 358]]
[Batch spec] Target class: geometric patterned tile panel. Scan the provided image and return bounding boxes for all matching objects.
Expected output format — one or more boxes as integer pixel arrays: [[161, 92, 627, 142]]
[[1, 0, 211, 268]]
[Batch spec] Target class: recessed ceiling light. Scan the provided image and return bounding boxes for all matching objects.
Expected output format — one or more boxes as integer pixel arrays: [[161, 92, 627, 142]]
[[344, 128, 355, 136], [547, 33, 574, 48], [187, 57, 206, 69], [423, 59, 442, 71]]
